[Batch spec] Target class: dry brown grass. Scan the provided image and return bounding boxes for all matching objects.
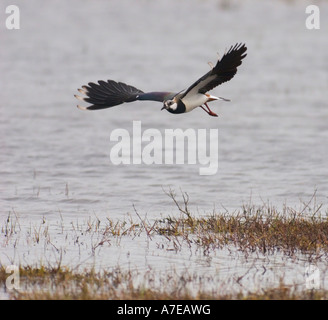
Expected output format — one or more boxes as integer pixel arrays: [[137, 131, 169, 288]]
[[1, 265, 328, 300], [157, 189, 328, 258]]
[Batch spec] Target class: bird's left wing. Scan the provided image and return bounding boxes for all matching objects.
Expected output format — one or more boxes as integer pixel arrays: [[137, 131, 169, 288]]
[[181, 43, 247, 99]]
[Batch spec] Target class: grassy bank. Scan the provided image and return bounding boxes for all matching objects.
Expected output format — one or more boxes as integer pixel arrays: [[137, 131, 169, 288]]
[[156, 190, 328, 258]]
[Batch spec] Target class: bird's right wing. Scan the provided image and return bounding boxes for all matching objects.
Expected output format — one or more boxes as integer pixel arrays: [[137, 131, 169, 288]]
[[75, 80, 176, 111], [75, 80, 145, 110]]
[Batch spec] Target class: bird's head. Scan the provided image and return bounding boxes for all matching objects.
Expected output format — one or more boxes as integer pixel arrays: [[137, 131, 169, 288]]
[[161, 99, 178, 113]]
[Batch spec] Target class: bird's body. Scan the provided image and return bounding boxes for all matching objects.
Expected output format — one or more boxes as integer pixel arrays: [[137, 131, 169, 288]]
[[178, 93, 222, 113], [75, 43, 247, 117]]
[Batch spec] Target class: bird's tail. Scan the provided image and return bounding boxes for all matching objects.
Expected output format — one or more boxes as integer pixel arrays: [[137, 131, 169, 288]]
[[75, 80, 144, 110], [206, 94, 230, 102]]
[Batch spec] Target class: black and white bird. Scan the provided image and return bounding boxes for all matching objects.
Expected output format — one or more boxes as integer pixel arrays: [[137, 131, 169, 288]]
[[75, 43, 247, 117]]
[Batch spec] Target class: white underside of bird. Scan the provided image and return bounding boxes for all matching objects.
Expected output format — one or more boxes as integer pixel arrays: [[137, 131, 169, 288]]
[[181, 93, 221, 113]]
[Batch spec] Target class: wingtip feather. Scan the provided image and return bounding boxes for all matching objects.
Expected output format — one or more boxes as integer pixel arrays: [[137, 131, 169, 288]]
[[78, 88, 88, 95], [74, 94, 85, 102], [77, 105, 88, 111]]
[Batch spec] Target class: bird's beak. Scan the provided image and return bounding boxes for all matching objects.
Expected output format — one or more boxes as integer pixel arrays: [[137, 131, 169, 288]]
[[161, 106, 166, 111]]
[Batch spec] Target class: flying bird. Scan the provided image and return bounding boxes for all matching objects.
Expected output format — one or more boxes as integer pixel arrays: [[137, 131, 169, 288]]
[[75, 43, 247, 117]]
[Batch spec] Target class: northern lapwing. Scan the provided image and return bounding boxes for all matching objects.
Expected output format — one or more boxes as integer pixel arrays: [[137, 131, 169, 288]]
[[75, 43, 247, 117]]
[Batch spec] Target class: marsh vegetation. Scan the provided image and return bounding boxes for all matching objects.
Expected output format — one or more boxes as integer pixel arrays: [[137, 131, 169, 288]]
[[1, 190, 328, 300]]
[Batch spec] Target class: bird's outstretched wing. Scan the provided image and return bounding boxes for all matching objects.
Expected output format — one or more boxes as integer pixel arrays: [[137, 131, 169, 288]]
[[181, 43, 247, 99], [75, 80, 144, 110], [75, 80, 176, 110]]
